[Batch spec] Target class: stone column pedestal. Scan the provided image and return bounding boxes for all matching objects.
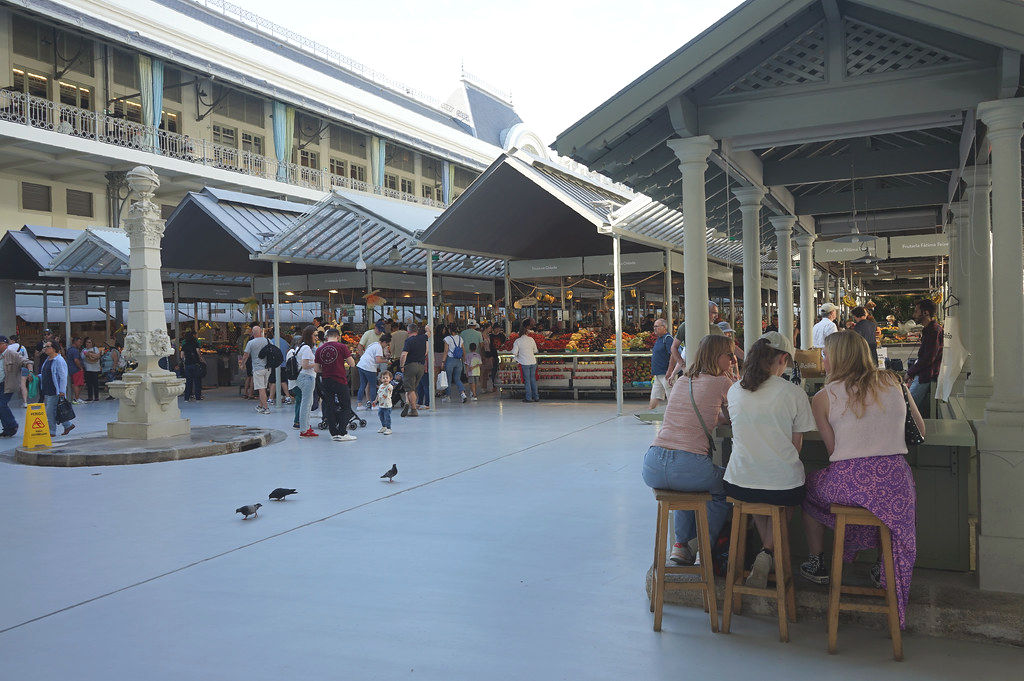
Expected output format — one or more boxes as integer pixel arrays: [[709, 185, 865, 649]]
[[106, 166, 188, 440]]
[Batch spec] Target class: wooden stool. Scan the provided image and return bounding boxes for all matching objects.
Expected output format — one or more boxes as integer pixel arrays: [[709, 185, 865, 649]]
[[650, 489, 719, 632], [827, 504, 903, 661], [721, 498, 796, 642]]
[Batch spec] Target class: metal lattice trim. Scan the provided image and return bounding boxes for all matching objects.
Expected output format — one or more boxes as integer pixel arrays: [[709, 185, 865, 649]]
[[719, 22, 827, 96], [845, 20, 968, 77]]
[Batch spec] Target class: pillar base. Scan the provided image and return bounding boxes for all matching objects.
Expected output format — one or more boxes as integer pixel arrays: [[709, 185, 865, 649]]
[[964, 381, 994, 398], [976, 420, 1024, 593], [983, 401, 1024, 428], [107, 418, 192, 441]]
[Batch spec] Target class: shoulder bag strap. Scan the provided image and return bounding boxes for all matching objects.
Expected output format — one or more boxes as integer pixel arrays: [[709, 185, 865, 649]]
[[688, 376, 717, 455]]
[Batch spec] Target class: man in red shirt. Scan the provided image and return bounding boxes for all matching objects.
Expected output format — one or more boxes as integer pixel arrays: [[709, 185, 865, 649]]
[[315, 328, 357, 442]]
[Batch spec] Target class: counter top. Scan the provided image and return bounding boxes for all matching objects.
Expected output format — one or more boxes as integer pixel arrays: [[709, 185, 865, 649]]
[[713, 418, 975, 448]]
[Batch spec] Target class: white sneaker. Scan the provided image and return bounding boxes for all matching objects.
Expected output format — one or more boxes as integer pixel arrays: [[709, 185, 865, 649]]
[[669, 542, 695, 566], [377, 426, 386, 433], [255, 406, 269, 414], [461, 392, 467, 403], [471, 396, 478, 401], [382, 428, 392, 435], [745, 549, 773, 589], [332, 434, 357, 442]]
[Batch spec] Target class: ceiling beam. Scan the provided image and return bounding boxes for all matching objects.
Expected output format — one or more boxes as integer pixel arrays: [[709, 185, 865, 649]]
[[587, 112, 674, 173], [998, 48, 1023, 98], [796, 184, 948, 214], [763, 143, 957, 185]]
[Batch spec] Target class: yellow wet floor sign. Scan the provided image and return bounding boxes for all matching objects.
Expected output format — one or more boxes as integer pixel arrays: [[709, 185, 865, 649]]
[[23, 403, 52, 449]]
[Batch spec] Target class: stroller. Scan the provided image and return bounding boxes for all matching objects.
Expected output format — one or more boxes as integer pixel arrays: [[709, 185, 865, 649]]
[[315, 374, 368, 431]]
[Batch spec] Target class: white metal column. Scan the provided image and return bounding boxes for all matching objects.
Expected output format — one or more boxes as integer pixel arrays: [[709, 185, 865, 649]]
[[667, 135, 716, 360], [733, 187, 764, 351], [769, 216, 796, 343], [272, 260, 281, 408], [663, 248, 673, 333], [795, 233, 816, 350], [963, 165, 994, 398], [613, 235, 623, 416], [63, 275, 71, 350], [503, 260, 512, 335], [427, 251, 436, 410]]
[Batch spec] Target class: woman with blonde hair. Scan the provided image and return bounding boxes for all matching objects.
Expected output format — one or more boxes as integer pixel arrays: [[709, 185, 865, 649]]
[[800, 331, 924, 629], [643, 334, 738, 565]]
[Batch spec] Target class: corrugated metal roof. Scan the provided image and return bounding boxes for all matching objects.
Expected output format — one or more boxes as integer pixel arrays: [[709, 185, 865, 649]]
[[186, 188, 310, 253], [1, 225, 80, 272]]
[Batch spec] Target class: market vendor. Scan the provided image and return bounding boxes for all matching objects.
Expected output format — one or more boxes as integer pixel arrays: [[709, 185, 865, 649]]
[[648, 318, 673, 410]]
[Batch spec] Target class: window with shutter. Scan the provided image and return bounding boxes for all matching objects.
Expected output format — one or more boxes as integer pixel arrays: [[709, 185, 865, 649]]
[[12, 15, 51, 62], [22, 183, 52, 212], [112, 50, 138, 88], [66, 189, 93, 217], [163, 67, 182, 103], [329, 125, 367, 157]]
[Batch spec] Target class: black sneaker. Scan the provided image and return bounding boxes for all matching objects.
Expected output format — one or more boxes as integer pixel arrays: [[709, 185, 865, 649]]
[[401, 404, 409, 417], [800, 553, 830, 584]]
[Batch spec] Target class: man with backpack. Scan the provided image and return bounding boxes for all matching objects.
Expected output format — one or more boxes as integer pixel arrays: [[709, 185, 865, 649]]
[[239, 325, 280, 414]]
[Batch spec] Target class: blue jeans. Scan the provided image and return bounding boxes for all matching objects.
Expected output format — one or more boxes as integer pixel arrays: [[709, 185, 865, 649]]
[[43, 394, 72, 433], [184, 363, 202, 400], [642, 445, 731, 545], [378, 407, 392, 429], [521, 363, 538, 401], [908, 376, 929, 416], [357, 368, 377, 404], [445, 357, 465, 397], [0, 392, 17, 434], [417, 372, 430, 407], [295, 373, 315, 430]]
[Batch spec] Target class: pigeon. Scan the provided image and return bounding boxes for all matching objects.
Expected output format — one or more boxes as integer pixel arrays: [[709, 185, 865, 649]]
[[269, 488, 297, 501], [380, 464, 398, 482], [236, 503, 262, 519]]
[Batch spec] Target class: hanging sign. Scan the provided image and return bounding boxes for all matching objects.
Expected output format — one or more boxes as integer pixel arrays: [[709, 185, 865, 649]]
[[441, 277, 495, 297], [176, 283, 251, 301], [253, 275, 308, 293], [888, 234, 948, 259], [22, 403, 51, 449], [372, 272, 432, 291], [65, 290, 88, 306], [508, 257, 583, 279], [307, 271, 366, 290], [814, 238, 889, 263], [583, 251, 664, 275]]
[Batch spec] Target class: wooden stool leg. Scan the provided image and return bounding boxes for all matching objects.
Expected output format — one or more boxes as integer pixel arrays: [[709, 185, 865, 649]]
[[771, 508, 789, 643], [651, 505, 662, 614], [696, 503, 719, 633], [879, 525, 903, 661], [653, 504, 669, 631], [722, 504, 743, 633], [732, 509, 748, 615], [779, 512, 796, 623], [827, 516, 847, 654]]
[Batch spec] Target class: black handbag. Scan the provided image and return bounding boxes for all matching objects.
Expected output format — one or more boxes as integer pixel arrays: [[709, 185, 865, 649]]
[[902, 383, 924, 447], [54, 396, 75, 423]]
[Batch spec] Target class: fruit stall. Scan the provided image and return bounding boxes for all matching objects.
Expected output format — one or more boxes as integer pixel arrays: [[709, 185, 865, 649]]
[[496, 329, 660, 399]]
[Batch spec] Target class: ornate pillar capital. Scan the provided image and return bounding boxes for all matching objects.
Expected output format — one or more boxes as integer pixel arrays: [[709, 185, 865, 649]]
[[768, 215, 796, 236], [793, 232, 816, 249], [731, 186, 765, 208], [667, 135, 717, 168], [977, 98, 1024, 140]]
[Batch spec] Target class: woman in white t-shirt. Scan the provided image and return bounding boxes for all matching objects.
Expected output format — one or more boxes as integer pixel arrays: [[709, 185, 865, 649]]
[[724, 331, 816, 588], [289, 325, 319, 437], [442, 326, 468, 403], [357, 332, 391, 410]]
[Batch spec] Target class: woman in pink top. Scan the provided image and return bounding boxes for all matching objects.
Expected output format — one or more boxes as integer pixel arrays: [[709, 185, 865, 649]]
[[800, 331, 925, 629], [643, 335, 737, 565]]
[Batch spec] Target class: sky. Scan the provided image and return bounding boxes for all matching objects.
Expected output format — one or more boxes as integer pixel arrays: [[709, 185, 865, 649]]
[[238, 0, 746, 144]]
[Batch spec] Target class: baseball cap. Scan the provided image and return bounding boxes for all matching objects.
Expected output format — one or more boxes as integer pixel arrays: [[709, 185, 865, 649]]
[[0, 335, 8, 344], [818, 303, 838, 315], [467, 319, 479, 327], [717, 321, 734, 334], [759, 330, 795, 358]]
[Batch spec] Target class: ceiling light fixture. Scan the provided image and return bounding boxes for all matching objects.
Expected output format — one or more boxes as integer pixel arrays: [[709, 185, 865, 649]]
[[387, 244, 401, 262]]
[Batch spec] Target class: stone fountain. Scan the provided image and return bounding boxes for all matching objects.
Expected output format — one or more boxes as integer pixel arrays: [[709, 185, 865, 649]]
[[106, 166, 189, 439]]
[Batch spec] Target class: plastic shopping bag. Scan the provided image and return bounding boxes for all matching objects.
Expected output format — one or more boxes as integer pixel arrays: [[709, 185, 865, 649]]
[[436, 370, 449, 391]]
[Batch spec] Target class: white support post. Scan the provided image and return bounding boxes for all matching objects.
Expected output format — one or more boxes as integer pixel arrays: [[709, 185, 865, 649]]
[[504, 261, 512, 335], [974, 97, 1024, 594], [733, 187, 764, 350], [64, 275, 71, 351], [612, 235, 623, 416], [769, 216, 797, 343], [663, 248, 673, 333], [667, 135, 716, 360], [963, 165, 994, 398], [272, 260, 281, 409], [104, 286, 111, 341], [427, 251, 436, 410], [794, 233, 816, 350]]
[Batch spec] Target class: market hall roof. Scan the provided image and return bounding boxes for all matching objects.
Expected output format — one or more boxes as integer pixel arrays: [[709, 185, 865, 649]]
[[415, 150, 754, 266], [257, 190, 504, 279], [551, 0, 1024, 293], [0, 225, 80, 281]]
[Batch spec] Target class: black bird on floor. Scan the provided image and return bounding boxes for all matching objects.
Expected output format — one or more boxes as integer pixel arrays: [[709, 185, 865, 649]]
[[269, 488, 297, 501], [380, 464, 398, 482], [236, 503, 262, 519]]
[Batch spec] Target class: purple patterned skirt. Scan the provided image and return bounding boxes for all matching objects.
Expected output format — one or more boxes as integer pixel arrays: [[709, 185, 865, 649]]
[[802, 454, 916, 627]]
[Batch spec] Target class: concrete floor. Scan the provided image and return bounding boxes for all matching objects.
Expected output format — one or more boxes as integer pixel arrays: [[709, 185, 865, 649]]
[[0, 390, 1020, 680]]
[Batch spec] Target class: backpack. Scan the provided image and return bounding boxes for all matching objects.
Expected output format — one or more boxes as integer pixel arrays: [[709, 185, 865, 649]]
[[259, 340, 284, 370], [449, 335, 464, 360], [283, 346, 302, 381]]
